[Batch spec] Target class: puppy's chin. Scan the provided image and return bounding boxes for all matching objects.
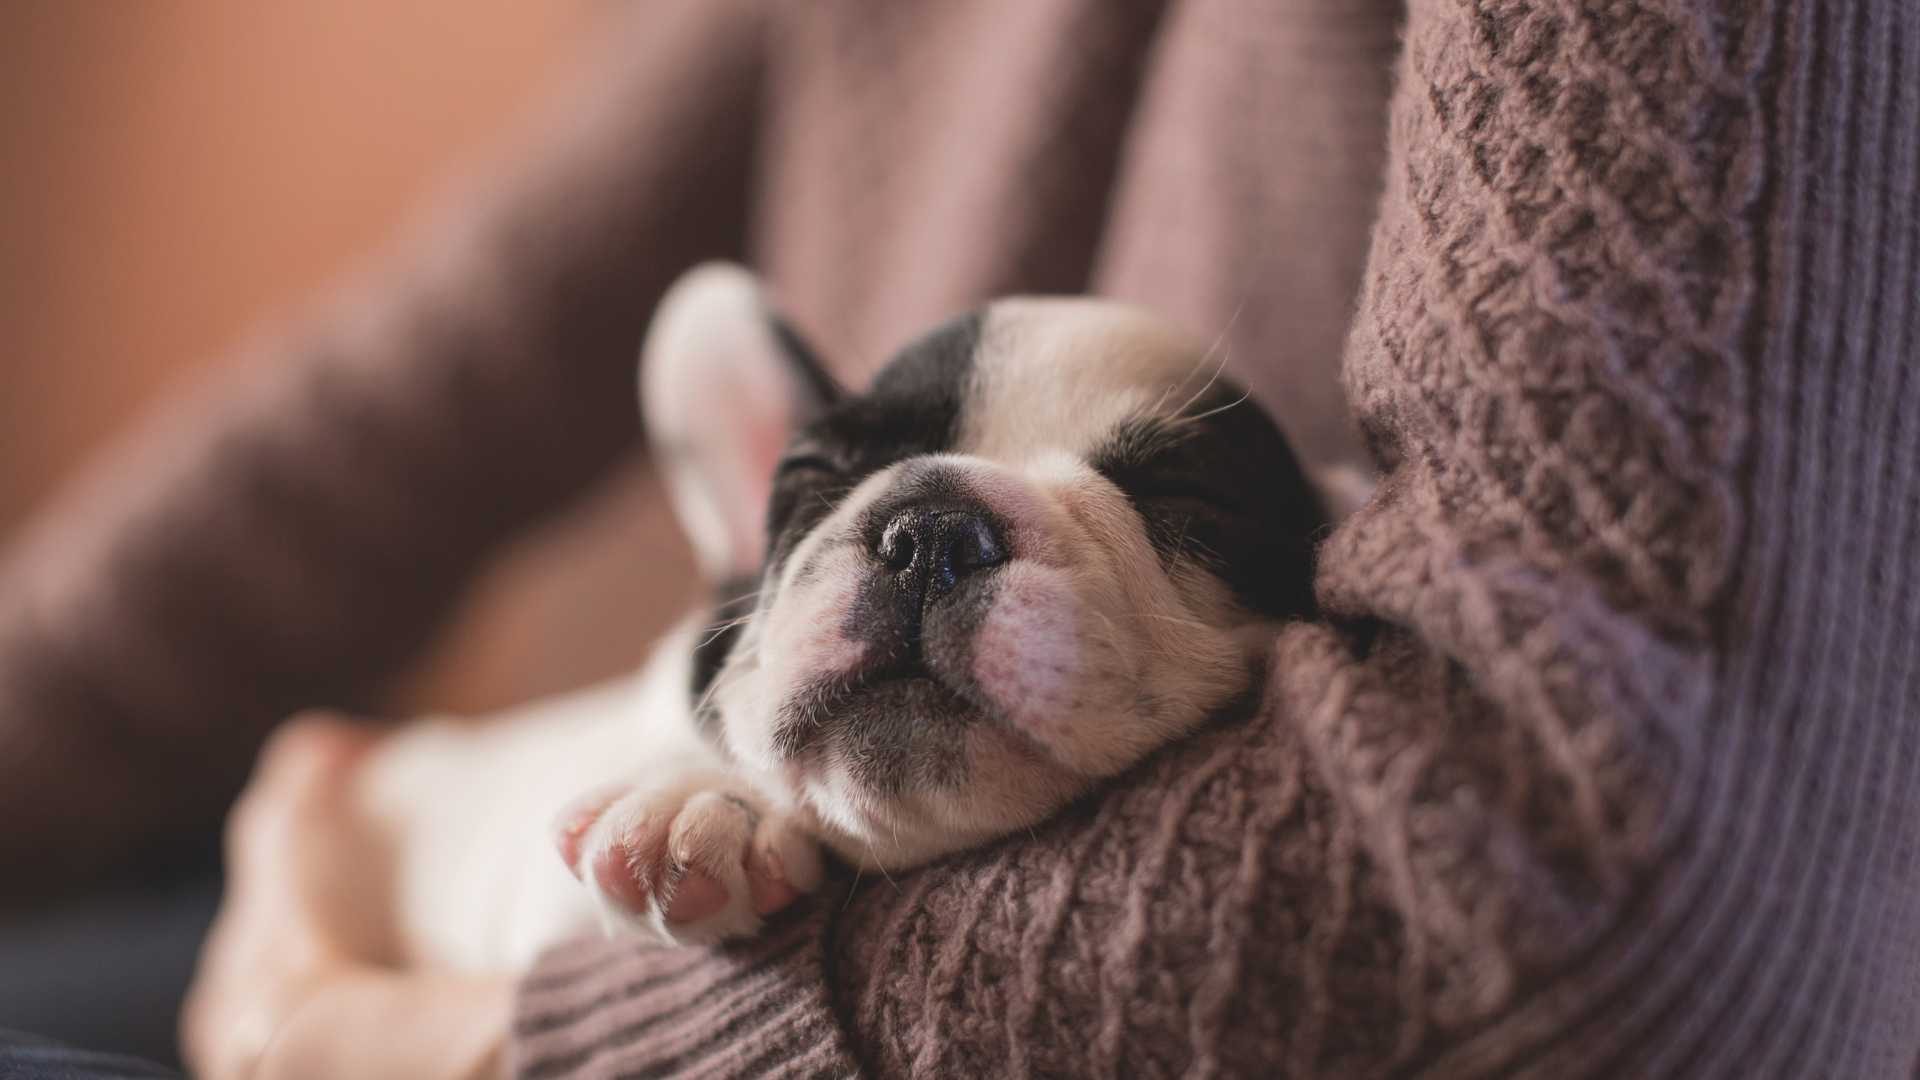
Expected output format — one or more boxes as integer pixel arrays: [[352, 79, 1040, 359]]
[[801, 728, 1082, 871], [753, 601, 1083, 869]]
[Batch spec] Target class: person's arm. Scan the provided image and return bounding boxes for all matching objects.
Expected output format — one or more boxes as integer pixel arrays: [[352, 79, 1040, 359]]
[[0, 0, 765, 901], [182, 717, 515, 1080], [509, 0, 1920, 1076], [262, 972, 513, 1080]]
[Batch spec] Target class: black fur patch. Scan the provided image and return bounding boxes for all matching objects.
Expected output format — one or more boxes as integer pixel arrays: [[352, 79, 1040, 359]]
[[765, 310, 843, 409], [1092, 378, 1327, 620], [762, 313, 982, 573]]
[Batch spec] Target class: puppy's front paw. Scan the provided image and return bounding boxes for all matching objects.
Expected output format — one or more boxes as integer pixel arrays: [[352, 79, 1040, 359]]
[[551, 776, 823, 945]]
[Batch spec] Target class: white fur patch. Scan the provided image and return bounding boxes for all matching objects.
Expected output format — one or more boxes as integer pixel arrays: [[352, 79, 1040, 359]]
[[969, 565, 1088, 749]]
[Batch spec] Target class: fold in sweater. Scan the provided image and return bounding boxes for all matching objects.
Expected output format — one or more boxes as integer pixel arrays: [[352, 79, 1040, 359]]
[[1, 0, 1915, 1075]]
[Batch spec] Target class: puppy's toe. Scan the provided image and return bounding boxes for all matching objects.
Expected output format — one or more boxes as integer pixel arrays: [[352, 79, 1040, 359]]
[[745, 814, 824, 916], [658, 791, 760, 940], [565, 784, 773, 945], [584, 823, 669, 915], [551, 784, 629, 879]]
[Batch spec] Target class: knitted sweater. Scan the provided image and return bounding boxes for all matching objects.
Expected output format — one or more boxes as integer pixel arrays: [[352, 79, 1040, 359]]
[[3, 0, 1917, 1075]]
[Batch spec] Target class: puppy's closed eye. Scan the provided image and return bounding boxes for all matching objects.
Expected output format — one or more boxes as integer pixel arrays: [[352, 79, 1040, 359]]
[[767, 450, 857, 554], [1096, 421, 1244, 515], [774, 448, 845, 480]]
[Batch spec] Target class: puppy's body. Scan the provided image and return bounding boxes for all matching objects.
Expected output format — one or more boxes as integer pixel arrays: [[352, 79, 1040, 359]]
[[355, 266, 1333, 971], [352, 637, 700, 969]]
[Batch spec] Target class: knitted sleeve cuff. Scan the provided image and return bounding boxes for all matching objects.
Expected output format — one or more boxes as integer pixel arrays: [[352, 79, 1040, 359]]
[[511, 910, 859, 1079]]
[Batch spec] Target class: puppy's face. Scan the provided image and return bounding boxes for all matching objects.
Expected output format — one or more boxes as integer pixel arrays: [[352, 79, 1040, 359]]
[[644, 266, 1325, 868]]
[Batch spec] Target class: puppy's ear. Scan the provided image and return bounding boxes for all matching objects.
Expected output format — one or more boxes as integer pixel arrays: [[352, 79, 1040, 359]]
[[641, 263, 840, 581]]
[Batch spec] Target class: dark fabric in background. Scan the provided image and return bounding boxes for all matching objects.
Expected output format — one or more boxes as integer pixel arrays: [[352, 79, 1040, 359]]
[[0, 1032, 179, 1080], [0, 842, 215, 1069]]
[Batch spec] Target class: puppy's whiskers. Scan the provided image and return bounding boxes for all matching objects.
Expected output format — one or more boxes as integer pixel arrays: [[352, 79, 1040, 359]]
[[1116, 612, 1213, 631], [694, 645, 759, 719], [1177, 385, 1254, 426], [862, 836, 900, 893], [695, 613, 758, 649], [1157, 300, 1244, 421], [715, 586, 764, 608]]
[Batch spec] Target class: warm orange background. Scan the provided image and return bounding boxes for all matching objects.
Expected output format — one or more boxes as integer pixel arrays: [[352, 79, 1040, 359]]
[[0, 2, 698, 715]]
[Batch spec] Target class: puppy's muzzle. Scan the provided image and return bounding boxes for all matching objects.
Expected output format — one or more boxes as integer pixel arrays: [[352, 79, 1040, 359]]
[[865, 497, 1009, 638]]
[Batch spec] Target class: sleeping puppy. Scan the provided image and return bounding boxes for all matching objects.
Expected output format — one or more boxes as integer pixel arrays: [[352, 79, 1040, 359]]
[[349, 263, 1330, 970]]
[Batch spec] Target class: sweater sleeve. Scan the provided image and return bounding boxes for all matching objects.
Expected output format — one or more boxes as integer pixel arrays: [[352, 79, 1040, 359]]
[[513, 0, 1920, 1076], [0, 0, 764, 899]]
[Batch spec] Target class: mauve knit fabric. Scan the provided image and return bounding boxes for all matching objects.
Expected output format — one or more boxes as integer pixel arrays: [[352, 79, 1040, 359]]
[[2, 0, 1917, 1076]]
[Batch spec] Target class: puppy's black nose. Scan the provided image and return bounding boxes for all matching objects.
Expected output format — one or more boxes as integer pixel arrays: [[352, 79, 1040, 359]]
[[872, 502, 1009, 602]]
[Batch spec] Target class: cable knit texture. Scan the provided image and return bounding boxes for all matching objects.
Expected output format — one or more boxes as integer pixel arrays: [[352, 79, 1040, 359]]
[[2, 0, 1917, 1076]]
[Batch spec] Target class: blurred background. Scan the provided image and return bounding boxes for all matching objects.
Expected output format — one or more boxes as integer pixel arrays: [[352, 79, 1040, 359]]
[[0, 1, 697, 718]]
